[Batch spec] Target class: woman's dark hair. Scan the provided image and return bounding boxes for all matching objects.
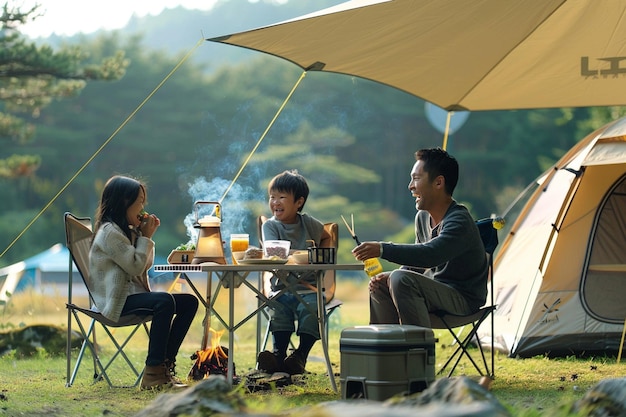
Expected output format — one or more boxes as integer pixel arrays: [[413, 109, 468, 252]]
[[93, 175, 146, 241], [415, 147, 459, 196], [268, 169, 310, 212]]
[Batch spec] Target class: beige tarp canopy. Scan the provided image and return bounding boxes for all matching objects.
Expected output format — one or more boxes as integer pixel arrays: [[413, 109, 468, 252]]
[[209, 0, 626, 111]]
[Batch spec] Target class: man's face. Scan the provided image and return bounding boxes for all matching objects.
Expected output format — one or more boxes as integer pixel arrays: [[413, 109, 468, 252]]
[[408, 160, 434, 211]]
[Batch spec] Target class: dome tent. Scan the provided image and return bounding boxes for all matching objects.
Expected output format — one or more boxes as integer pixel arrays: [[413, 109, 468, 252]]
[[479, 116, 626, 357]]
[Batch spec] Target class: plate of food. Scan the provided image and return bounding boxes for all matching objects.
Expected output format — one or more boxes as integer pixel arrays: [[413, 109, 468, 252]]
[[238, 258, 288, 265]]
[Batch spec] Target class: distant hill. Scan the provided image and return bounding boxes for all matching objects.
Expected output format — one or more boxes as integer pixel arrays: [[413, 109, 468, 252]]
[[38, 0, 345, 70]]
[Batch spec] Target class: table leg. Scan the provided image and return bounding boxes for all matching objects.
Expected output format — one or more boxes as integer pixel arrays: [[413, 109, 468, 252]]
[[201, 272, 212, 351], [317, 272, 337, 392], [228, 272, 235, 385], [256, 271, 263, 359]]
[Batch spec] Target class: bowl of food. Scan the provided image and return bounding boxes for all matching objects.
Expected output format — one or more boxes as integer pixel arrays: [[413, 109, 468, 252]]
[[232, 251, 246, 263], [263, 240, 291, 260], [291, 250, 310, 264], [167, 243, 196, 264]]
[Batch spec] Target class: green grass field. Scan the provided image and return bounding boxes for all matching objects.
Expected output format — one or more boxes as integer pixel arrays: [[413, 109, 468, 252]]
[[0, 279, 624, 416]]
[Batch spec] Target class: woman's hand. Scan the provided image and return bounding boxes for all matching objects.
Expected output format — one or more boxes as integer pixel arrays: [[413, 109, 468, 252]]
[[138, 214, 160, 238]]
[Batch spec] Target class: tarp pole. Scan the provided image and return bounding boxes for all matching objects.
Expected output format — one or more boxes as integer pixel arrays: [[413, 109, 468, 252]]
[[618, 317, 626, 362], [442, 111, 452, 150]]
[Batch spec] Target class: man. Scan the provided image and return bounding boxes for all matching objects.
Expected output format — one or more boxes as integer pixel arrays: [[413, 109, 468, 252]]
[[351, 148, 488, 327]]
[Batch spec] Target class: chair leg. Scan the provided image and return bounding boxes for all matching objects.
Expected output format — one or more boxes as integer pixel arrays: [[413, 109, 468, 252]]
[[438, 319, 492, 378], [69, 313, 112, 386], [68, 311, 148, 388]]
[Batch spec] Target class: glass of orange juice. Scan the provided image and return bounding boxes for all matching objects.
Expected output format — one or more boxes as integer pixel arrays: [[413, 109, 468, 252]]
[[230, 233, 249, 264]]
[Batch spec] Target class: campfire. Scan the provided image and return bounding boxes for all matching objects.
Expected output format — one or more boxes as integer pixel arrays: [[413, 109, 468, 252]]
[[188, 328, 235, 380]]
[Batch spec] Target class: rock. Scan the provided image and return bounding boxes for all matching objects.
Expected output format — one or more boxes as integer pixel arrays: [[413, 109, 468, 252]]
[[136, 375, 510, 417], [297, 401, 508, 417], [0, 324, 82, 356], [133, 375, 248, 417], [570, 377, 626, 417], [383, 376, 510, 416]]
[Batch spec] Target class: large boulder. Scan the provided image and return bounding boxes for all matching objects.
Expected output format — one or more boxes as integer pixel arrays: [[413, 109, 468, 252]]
[[569, 377, 626, 417], [0, 324, 82, 356]]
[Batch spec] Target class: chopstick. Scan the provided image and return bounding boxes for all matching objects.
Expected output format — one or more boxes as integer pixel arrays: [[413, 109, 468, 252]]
[[341, 214, 362, 245]]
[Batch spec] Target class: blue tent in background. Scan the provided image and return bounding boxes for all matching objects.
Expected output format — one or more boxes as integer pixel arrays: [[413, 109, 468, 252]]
[[0, 244, 78, 301], [0, 244, 170, 302]]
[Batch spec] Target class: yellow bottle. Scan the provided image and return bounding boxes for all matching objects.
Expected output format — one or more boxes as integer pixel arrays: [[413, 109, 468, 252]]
[[364, 257, 383, 277], [491, 216, 506, 230], [354, 237, 383, 277]]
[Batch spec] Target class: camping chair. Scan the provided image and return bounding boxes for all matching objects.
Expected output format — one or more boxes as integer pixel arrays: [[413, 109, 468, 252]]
[[64, 212, 151, 388], [255, 216, 342, 360], [428, 218, 499, 379]]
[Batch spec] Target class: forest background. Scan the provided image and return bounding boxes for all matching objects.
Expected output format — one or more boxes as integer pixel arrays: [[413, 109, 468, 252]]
[[2, 0, 625, 269]]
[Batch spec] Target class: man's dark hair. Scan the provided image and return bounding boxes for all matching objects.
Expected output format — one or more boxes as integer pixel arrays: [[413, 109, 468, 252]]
[[268, 169, 310, 212], [415, 148, 459, 195]]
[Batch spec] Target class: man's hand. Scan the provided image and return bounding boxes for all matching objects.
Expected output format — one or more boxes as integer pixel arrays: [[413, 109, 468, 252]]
[[352, 241, 381, 261], [369, 272, 390, 294]]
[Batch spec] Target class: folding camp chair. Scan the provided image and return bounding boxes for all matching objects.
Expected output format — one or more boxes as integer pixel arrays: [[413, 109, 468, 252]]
[[64, 212, 151, 388], [428, 218, 499, 379], [255, 216, 342, 360]]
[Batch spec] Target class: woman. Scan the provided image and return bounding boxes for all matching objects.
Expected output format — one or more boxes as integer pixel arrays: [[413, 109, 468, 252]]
[[89, 175, 198, 390]]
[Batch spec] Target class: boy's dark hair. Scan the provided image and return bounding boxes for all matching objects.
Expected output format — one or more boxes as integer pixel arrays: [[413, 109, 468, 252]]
[[268, 169, 310, 212], [415, 147, 459, 196]]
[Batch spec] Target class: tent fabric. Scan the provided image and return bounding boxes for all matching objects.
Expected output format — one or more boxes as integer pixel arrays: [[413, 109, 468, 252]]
[[0, 244, 77, 301], [208, 0, 626, 111], [479, 116, 626, 357]]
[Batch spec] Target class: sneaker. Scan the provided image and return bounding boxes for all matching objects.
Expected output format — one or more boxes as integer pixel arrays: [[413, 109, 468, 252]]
[[283, 351, 306, 375], [257, 351, 280, 373]]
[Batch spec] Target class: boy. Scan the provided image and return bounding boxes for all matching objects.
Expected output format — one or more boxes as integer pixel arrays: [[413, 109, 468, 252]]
[[257, 169, 331, 375]]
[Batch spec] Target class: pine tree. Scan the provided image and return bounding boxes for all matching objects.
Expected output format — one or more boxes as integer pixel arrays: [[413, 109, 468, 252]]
[[0, 2, 128, 178]]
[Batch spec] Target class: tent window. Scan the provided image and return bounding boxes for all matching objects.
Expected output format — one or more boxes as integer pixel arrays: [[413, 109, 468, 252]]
[[582, 174, 626, 323]]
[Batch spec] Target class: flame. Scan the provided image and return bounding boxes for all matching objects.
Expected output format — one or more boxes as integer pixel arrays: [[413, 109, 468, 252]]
[[197, 328, 228, 366]]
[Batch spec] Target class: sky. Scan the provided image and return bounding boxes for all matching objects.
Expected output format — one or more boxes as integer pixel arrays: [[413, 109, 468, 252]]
[[18, 1, 220, 38]]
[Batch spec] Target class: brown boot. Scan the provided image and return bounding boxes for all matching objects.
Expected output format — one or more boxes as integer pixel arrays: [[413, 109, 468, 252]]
[[141, 363, 187, 390], [164, 359, 186, 385]]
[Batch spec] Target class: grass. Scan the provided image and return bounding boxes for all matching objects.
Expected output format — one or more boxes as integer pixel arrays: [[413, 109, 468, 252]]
[[0, 279, 624, 417]]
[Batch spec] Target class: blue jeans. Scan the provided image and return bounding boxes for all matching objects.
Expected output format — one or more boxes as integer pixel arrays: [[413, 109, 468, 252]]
[[269, 292, 321, 339], [121, 292, 198, 366]]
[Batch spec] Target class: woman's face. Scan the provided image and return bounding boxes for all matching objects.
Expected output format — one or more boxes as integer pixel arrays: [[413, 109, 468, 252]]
[[126, 187, 146, 228]]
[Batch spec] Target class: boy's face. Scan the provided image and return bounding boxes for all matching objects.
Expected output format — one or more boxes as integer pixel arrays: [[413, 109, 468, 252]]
[[268, 189, 304, 224]]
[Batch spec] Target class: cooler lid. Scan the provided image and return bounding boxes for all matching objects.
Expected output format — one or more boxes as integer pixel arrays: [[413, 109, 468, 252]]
[[341, 324, 434, 346]]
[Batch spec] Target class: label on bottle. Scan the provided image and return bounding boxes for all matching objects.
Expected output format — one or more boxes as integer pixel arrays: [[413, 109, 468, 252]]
[[364, 258, 383, 277]]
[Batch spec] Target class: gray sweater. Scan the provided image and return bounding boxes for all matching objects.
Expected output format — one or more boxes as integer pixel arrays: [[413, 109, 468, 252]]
[[381, 201, 488, 311]]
